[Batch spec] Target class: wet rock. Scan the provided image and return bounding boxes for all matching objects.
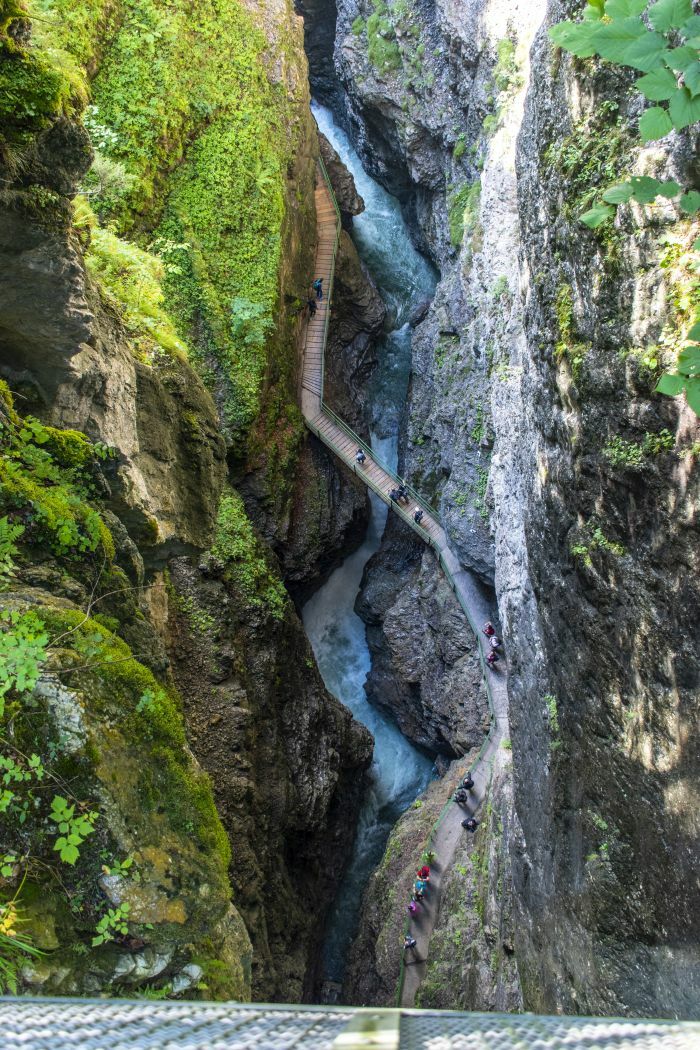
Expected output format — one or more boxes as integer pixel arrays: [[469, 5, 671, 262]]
[[357, 517, 489, 756], [324, 231, 386, 434], [319, 132, 365, 225]]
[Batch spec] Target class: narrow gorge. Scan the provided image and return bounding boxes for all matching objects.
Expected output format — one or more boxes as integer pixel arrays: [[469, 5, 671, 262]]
[[1, 0, 699, 1031]]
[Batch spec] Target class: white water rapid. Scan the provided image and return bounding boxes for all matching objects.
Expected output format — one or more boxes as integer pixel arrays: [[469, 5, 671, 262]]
[[302, 105, 438, 993]]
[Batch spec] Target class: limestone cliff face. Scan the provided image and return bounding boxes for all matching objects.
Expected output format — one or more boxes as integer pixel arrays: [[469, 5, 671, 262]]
[[306, 0, 700, 1018], [356, 515, 489, 757]]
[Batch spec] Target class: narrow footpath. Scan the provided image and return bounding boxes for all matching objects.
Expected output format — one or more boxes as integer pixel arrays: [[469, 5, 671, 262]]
[[300, 164, 509, 1007]]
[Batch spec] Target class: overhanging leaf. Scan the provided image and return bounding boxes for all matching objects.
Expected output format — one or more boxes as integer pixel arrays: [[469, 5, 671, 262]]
[[655, 372, 686, 395], [639, 105, 674, 140], [679, 344, 700, 375], [656, 179, 682, 197], [648, 0, 693, 32], [680, 190, 700, 213], [685, 376, 700, 414], [580, 203, 615, 227], [681, 14, 700, 36], [606, 0, 648, 16], [687, 320, 700, 341], [603, 182, 635, 203], [548, 21, 600, 57], [683, 60, 700, 95], [595, 19, 648, 64], [622, 31, 670, 71], [664, 45, 698, 71], [629, 175, 667, 203], [636, 66, 678, 99], [584, 0, 605, 18], [669, 85, 700, 128]]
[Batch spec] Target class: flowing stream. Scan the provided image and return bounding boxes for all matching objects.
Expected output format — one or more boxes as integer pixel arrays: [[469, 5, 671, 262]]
[[302, 104, 438, 994]]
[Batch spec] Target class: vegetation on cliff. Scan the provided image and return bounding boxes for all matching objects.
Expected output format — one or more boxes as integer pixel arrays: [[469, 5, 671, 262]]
[[549, 0, 700, 413], [8, 0, 313, 460], [0, 383, 248, 997]]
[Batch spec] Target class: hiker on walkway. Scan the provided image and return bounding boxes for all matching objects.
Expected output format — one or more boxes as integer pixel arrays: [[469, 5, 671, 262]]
[[490, 635, 502, 651], [390, 487, 401, 502], [313, 277, 323, 299], [414, 507, 424, 524], [454, 788, 469, 806], [307, 297, 317, 317], [417, 865, 430, 881], [397, 484, 409, 504], [462, 773, 474, 791], [403, 935, 417, 953], [355, 448, 366, 465], [407, 898, 419, 916], [486, 650, 499, 668], [414, 878, 427, 899], [483, 621, 495, 637], [462, 817, 479, 833]]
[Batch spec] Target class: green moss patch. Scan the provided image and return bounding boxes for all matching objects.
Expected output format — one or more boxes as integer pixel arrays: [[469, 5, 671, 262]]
[[208, 490, 287, 620], [0, 381, 114, 561]]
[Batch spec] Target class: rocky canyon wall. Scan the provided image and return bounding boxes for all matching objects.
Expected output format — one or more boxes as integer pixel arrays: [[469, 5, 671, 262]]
[[0, 0, 378, 1002], [305, 0, 700, 1017]]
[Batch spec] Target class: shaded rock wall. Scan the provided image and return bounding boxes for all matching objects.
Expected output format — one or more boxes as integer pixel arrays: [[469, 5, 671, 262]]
[[164, 556, 372, 1003], [356, 515, 489, 757]]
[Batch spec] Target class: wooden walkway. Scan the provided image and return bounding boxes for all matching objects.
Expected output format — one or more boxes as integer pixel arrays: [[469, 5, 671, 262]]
[[300, 162, 510, 1008]]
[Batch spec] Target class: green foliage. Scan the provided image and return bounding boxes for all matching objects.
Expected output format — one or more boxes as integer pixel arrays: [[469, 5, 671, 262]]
[[92, 901, 130, 946], [49, 795, 98, 866], [448, 180, 481, 247], [544, 103, 632, 232], [76, 197, 188, 364], [550, 0, 700, 139], [352, 15, 366, 34], [0, 383, 114, 561], [453, 133, 467, 159], [493, 37, 521, 92], [82, 152, 136, 218], [208, 490, 287, 619], [0, 895, 43, 995], [554, 284, 591, 381], [491, 275, 509, 300], [654, 228, 700, 411], [603, 428, 674, 466], [550, 1, 700, 416], [33, 0, 303, 452], [545, 692, 562, 734], [0, 610, 48, 717], [0, 516, 24, 588], [571, 523, 626, 566], [35, 606, 232, 869], [367, 0, 402, 73], [0, 0, 88, 150]]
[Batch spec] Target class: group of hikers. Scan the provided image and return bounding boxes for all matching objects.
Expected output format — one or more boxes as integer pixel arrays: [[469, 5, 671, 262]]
[[305, 277, 324, 318], [402, 771, 481, 959], [353, 448, 427, 527], [402, 862, 432, 958]]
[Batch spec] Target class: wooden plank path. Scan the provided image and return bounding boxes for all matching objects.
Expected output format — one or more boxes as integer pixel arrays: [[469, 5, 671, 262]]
[[300, 161, 509, 1008]]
